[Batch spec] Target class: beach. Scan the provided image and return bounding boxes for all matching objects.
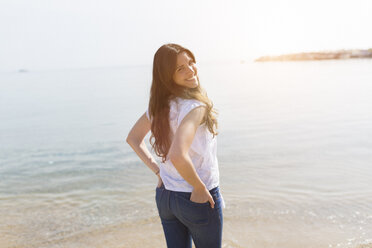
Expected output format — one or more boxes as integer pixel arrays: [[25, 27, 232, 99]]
[[1, 60, 372, 247]]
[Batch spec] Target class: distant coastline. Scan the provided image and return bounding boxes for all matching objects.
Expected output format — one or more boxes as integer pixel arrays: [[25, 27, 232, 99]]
[[255, 49, 372, 62]]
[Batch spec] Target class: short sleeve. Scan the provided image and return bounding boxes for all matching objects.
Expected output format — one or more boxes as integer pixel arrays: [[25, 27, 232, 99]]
[[145, 108, 151, 122], [177, 100, 206, 127]]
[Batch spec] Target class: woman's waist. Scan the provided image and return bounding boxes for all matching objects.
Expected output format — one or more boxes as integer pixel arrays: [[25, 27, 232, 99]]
[[157, 182, 219, 194], [159, 162, 219, 179]]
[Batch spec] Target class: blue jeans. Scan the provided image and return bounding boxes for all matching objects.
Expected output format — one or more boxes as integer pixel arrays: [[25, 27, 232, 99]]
[[155, 184, 223, 248]]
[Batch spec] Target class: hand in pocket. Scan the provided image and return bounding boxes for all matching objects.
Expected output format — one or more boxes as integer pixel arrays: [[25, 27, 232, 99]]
[[157, 175, 163, 188]]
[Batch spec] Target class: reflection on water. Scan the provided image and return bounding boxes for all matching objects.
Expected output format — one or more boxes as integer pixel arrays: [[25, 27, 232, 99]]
[[0, 60, 372, 248]]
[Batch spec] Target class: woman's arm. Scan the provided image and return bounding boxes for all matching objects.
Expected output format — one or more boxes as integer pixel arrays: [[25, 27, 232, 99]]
[[168, 106, 215, 208], [126, 112, 160, 177]]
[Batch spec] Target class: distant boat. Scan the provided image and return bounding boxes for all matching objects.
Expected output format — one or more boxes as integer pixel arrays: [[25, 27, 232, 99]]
[[18, 69, 28, 73]]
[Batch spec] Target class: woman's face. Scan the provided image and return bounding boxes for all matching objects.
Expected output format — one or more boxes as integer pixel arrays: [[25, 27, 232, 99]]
[[173, 51, 198, 88]]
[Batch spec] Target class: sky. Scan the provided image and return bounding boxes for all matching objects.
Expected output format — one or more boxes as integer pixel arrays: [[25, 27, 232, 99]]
[[1, 0, 371, 71]]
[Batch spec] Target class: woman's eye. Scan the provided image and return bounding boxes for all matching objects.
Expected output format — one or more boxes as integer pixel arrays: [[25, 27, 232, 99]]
[[177, 61, 194, 72]]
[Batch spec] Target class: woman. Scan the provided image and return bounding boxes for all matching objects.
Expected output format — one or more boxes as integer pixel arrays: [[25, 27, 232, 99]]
[[126, 43, 225, 248]]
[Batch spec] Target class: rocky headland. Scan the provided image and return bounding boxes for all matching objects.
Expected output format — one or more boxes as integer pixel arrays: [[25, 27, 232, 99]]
[[255, 49, 372, 62]]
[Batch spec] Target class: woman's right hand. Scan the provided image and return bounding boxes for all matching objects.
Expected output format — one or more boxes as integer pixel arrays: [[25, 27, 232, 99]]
[[157, 174, 163, 188], [190, 186, 215, 208]]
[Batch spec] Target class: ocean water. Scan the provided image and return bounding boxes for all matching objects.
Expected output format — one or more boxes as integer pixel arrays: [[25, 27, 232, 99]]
[[0, 60, 372, 248]]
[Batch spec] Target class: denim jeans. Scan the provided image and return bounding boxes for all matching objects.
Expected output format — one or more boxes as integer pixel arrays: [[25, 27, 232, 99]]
[[155, 184, 223, 248]]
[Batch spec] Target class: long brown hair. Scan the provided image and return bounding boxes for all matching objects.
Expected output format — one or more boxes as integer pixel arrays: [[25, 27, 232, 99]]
[[148, 43, 218, 162]]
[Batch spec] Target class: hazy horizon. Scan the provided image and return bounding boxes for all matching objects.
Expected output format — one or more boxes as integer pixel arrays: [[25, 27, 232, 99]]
[[1, 0, 372, 72]]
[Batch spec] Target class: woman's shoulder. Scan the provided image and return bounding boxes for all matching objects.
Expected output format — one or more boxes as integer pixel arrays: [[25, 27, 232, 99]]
[[172, 97, 206, 116], [173, 97, 205, 108], [173, 97, 206, 126]]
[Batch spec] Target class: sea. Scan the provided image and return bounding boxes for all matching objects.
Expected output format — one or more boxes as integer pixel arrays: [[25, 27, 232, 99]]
[[0, 59, 371, 248]]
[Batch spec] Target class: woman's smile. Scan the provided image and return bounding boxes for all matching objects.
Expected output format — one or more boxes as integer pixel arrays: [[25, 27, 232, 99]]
[[186, 76, 196, 81]]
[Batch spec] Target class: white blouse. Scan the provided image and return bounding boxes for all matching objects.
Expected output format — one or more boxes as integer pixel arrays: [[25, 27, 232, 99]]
[[146, 97, 224, 207]]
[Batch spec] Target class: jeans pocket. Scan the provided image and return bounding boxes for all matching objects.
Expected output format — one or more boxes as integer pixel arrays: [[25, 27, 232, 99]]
[[175, 194, 210, 226]]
